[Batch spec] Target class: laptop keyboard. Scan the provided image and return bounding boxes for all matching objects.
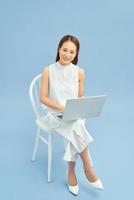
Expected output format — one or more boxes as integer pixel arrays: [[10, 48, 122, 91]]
[[57, 114, 63, 119]]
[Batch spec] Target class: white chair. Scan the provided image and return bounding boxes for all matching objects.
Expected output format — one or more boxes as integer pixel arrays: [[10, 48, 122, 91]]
[[29, 74, 94, 183], [29, 74, 54, 182]]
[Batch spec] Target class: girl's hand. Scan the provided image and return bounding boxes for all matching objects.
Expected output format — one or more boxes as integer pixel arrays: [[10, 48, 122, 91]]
[[59, 105, 65, 113]]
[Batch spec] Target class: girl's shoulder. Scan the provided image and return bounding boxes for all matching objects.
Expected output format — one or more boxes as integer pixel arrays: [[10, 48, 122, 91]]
[[41, 62, 57, 78], [42, 62, 55, 73], [42, 65, 49, 74], [77, 65, 85, 76]]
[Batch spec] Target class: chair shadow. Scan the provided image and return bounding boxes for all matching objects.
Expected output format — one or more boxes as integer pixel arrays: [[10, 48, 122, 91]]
[[81, 183, 101, 197]]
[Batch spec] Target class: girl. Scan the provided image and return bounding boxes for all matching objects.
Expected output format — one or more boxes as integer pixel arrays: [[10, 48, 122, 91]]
[[40, 35, 103, 195]]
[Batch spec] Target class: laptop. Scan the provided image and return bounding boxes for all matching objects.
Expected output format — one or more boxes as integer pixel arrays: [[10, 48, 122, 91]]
[[57, 95, 107, 122]]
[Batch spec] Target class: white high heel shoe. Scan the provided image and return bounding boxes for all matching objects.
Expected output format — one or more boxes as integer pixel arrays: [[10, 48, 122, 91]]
[[88, 179, 103, 190], [67, 172, 79, 195], [68, 184, 79, 195], [84, 171, 103, 190]]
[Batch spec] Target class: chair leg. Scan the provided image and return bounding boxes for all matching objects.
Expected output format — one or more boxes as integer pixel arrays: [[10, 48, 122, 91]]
[[48, 134, 52, 182], [32, 127, 40, 161]]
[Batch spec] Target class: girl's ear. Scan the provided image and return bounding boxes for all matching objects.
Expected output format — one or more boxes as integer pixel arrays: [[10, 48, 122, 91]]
[[58, 47, 61, 54]]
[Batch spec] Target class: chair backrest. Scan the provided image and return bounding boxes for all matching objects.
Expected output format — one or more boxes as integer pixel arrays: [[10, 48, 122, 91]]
[[29, 74, 47, 118]]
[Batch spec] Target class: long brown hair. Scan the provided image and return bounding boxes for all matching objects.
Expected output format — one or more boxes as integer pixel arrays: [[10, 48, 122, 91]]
[[56, 35, 80, 65]]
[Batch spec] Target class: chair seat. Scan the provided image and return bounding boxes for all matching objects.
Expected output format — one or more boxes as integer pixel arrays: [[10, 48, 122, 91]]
[[36, 116, 53, 133]]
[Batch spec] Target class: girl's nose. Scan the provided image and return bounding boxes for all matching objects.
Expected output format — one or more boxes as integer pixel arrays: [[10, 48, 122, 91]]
[[65, 52, 70, 58]]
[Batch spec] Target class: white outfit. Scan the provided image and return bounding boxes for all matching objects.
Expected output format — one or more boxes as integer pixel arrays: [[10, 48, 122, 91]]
[[41, 61, 93, 161]]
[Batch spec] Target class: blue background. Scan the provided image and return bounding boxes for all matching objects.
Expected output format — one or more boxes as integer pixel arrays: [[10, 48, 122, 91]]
[[0, 0, 134, 199]]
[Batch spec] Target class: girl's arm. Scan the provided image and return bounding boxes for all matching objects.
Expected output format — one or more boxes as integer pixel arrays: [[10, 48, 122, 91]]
[[40, 67, 64, 112], [78, 67, 85, 98]]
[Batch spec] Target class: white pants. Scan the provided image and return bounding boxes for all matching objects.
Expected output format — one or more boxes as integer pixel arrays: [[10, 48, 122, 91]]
[[40, 112, 94, 162]]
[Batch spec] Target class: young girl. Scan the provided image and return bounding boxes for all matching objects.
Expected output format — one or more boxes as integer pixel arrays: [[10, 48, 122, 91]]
[[40, 35, 103, 195]]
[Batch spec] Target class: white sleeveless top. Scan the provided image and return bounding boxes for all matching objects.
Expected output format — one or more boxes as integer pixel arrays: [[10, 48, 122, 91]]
[[40, 61, 93, 156], [48, 61, 79, 108]]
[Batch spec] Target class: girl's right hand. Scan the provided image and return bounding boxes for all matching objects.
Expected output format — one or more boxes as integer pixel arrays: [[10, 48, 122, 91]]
[[59, 105, 65, 113]]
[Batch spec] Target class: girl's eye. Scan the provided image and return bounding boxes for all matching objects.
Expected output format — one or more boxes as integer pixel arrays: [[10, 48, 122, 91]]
[[70, 52, 74, 54], [63, 49, 67, 52]]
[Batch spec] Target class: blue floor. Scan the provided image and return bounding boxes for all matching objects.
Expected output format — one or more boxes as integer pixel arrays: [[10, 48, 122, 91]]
[[0, 95, 134, 200]]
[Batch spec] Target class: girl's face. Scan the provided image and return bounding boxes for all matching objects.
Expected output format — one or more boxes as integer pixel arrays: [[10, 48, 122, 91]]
[[58, 41, 77, 65]]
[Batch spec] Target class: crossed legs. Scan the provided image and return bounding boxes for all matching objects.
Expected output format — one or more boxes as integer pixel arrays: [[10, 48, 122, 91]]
[[67, 147, 98, 186]]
